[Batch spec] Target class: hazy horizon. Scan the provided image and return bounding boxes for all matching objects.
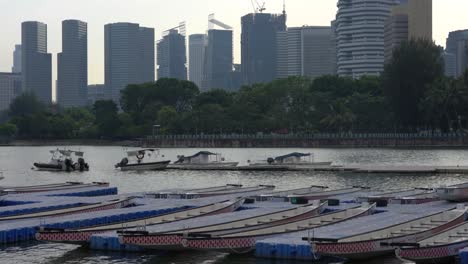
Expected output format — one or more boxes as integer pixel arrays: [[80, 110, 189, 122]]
[[2, 0, 468, 92]]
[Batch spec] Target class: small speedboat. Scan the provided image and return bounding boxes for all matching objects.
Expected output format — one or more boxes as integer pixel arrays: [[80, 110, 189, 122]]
[[34, 149, 89, 172], [115, 149, 170, 171], [171, 151, 238, 169], [249, 152, 332, 167]]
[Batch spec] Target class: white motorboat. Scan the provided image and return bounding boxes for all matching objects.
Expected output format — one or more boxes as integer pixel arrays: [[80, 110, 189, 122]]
[[249, 152, 332, 167], [115, 149, 170, 171], [33, 149, 89, 172], [436, 182, 468, 202], [171, 151, 238, 169]]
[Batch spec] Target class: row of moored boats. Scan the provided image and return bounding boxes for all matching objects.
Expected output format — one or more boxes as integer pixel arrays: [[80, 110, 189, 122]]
[[16, 181, 468, 263], [33, 148, 332, 172]]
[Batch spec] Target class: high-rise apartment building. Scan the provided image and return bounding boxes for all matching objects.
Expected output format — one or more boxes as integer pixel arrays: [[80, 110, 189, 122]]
[[335, 0, 397, 78], [12, 45, 21, 73], [157, 29, 187, 80], [241, 12, 286, 85], [384, 0, 432, 62], [57, 20, 88, 107], [202, 29, 233, 91], [105, 23, 154, 102], [189, 34, 207, 88], [277, 26, 335, 79], [21, 21, 52, 103], [0, 73, 22, 111]]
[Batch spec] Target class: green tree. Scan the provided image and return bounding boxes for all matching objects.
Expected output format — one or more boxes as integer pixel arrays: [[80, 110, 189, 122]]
[[92, 100, 121, 138], [157, 106, 179, 134], [9, 92, 45, 118], [0, 123, 17, 137], [382, 39, 444, 130]]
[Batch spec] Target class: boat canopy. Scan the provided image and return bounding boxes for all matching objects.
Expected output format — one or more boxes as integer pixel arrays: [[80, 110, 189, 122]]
[[126, 149, 157, 157], [50, 149, 84, 157], [274, 152, 310, 161], [182, 151, 217, 159]]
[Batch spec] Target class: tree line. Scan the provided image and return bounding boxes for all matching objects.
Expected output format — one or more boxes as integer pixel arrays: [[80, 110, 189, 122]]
[[1, 39, 467, 139]]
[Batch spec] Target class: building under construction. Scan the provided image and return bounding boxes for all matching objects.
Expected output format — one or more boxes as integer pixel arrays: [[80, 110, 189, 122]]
[[201, 15, 239, 91], [157, 23, 187, 80]]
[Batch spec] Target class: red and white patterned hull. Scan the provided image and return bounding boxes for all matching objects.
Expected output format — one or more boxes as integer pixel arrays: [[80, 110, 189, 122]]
[[183, 236, 259, 253], [120, 203, 323, 250], [36, 230, 104, 244], [313, 214, 465, 260], [36, 198, 244, 245], [397, 240, 468, 264]]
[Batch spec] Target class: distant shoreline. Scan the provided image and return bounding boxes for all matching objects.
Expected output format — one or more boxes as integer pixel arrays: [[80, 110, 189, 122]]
[[4, 137, 468, 149]]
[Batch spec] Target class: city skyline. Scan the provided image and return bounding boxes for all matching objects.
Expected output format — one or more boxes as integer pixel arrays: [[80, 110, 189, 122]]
[[1, 0, 468, 89]]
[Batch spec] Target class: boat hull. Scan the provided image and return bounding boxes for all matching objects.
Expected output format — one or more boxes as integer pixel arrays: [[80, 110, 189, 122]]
[[36, 199, 244, 244], [2, 197, 133, 221], [397, 241, 468, 264], [183, 236, 258, 253], [170, 162, 239, 169], [314, 215, 465, 260], [436, 187, 468, 202], [181, 205, 374, 253], [121, 203, 324, 250], [119, 161, 170, 171], [33, 163, 89, 172]]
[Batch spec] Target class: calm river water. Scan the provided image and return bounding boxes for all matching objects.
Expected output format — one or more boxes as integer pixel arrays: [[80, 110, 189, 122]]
[[1, 146, 468, 264]]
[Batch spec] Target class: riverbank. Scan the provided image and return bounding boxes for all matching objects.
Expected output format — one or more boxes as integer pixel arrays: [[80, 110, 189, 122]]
[[4, 133, 468, 148]]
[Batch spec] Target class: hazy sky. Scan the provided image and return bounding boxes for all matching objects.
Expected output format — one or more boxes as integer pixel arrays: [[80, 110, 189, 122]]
[[1, 0, 468, 89]]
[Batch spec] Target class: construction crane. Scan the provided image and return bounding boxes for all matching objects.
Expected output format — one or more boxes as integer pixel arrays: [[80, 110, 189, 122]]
[[250, 0, 266, 13], [208, 14, 232, 30]]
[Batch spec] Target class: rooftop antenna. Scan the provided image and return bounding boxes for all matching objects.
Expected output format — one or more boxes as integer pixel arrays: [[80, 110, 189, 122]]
[[283, 0, 286, 15]]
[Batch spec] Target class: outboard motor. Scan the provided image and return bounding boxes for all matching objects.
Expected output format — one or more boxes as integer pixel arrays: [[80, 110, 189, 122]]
[[77, 158, 86, 172], [115, 157, 128, 168], [64, 158, 74, 172]]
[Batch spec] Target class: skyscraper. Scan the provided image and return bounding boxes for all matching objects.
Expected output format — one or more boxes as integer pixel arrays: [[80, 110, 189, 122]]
[[12, 45, 21, 73], [105, 23, 155, 102], [157, 29, 187, 80], [302, 27, 336, 78], [276, 27, 301, 78], [446, 30, 468, 77], [202, 29, 233, 91], [57, 20, 88, 107], [384, 0, 432, 62], [21, 21, 52, 103], [335, 0, 397, 78], [241, 12, 286, 85], [0, 73, 21, 111], [189, 34, 207, 88], [276, 26, 335, 79]]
